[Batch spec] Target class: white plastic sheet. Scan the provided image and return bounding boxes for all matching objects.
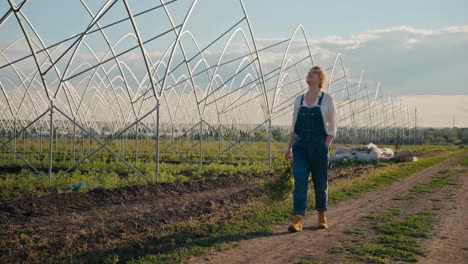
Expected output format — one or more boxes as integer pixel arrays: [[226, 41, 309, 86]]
[[330, 143, 414, 163]]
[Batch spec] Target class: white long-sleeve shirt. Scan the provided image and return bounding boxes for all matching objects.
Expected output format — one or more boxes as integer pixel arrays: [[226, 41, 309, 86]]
[[290, 91, 337, 137]]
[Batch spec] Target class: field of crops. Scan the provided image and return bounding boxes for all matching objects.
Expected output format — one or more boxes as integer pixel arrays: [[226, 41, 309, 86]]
[[0, 136, 288, 196], [0, 140, 460, 198]]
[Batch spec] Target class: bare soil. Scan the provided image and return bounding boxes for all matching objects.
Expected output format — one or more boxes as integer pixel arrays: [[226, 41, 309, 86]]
[[190, 153, 468, 264]]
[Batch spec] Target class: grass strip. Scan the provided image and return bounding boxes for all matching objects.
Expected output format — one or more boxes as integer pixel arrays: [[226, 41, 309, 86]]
[[394, 169, 460, 200], [341, 209, 437, 263], [457, 155, 468, 166], [326, 150, 464, 207]]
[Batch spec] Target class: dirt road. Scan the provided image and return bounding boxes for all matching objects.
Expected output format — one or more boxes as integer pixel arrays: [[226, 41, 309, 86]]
[[190, 154, 468, 263]]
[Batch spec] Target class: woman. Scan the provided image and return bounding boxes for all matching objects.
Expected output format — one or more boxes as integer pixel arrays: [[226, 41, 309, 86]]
[[285, 66, 336, 232]]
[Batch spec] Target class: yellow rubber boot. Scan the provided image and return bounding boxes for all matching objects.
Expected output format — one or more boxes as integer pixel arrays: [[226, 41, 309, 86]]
[[318, 211, 328, 229], [288, 215, 303, 232]]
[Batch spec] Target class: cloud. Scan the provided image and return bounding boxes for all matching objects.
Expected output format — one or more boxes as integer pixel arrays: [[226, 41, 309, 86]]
[[370, 26, 434, 36], [438, 25, 468, 34], [311, 25, 468, 50], [405, 38, 420, 49], [255, 37, 336, 67], [254, 24, 468, 73]]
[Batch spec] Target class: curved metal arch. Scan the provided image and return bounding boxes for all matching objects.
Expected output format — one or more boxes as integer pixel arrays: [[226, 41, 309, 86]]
[[142, 59, 194, 123], [75, 40, 128, 121], [13, 7, 79, 116], [272, 24, 315, 113], [151, 74, 187, 132], [372, 83, 385, 132], [79, 0, 134, 124], [0, 73, 41, 121], [10, 67, 49, 116], [216, 56, 256, 107], [361, 72, 374, 131], [354, 70, 369, 127], [165, 75, 198, 125], [354, 70, 365, 108], [158, 0, 198, 100], [176, 31, 218, 112], [133, 37, 178, 103], [159, 0, 208, 120], [79, 71, 123, 127], [44, 0, 118, 81], [7, 0, 52, 101], [0, 80, 18, 119], [328, 53, 353, 126], [0, 40, 49, 117], [122, 0, 159, 103], [273, 72, 299, 117], [75, 32, 143, 121], [219, 72, 257, 115], [239, 0, 269, 119], [271, 55, 309, 116], [199, 27, 262, 115]]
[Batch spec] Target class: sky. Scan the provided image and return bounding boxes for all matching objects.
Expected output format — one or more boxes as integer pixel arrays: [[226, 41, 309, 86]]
[[0, 0, 467, 127], [241, 0, 468, 127]]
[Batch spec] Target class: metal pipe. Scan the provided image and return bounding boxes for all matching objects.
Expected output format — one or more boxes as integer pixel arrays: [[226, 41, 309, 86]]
[[48, 102, 53, 181]]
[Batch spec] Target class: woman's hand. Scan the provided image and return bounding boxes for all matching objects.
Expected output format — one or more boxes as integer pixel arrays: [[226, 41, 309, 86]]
[[285, 132, 295, 160], [325, 135, 334, 148], [284, 148, 292, 160]]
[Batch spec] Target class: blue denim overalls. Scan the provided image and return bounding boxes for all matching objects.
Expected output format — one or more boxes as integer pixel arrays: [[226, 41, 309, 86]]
[[292, 92, 328, 215]]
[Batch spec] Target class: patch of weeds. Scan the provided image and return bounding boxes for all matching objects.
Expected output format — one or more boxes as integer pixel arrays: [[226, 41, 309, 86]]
[[296, 260, 323, 264], [409, 184, 432, 194], [329, 246, 345, 253], [344, 228, 365, 235], [366, 207, 402, 222], [340, 209, 437, 263], [430, 170, 460, 188], [348, 243, 418, 262], [446, 192, 456, 199], [366, 255, 386, 264], [101, 254, 119, 264], [457, 156, 468, 166], [393, 170, 459, 201], [377, 235, 421, 253], [394, 193, 416, 200], [377, 210, 436, 238]]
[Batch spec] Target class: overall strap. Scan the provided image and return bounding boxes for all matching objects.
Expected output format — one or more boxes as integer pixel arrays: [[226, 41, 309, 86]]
[[318, 92, 325, 106], [300, 94, 304, 106]]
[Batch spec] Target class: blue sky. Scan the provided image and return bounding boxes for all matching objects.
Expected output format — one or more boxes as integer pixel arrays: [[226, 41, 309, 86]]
[[0, 0, 467, 127], [242, 0, 468, 127]]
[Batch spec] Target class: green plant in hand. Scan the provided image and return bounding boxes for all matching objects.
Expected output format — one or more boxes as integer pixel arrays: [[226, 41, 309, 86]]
[[265, 161, 294, 201]]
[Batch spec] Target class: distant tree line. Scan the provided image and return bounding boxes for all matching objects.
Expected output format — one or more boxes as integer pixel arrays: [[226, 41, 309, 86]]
[[1, 126, 466, 145], [269, 127, 468, 145]]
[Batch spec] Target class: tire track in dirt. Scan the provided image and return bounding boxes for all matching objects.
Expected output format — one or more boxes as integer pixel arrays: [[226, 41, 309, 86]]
[[190, 153, 468, 264]]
